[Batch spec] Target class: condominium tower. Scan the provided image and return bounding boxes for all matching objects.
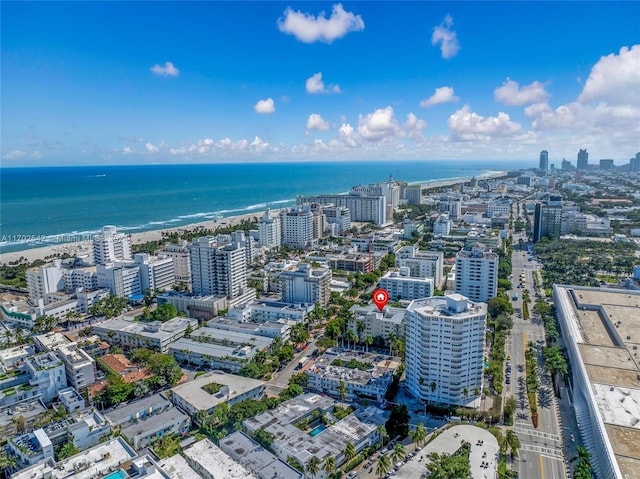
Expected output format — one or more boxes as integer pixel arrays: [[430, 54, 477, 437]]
[[454, 244, 498, 303], [189, 238, 247, 298], [93, 226, 132, 265], [406, 294, 487, 407]]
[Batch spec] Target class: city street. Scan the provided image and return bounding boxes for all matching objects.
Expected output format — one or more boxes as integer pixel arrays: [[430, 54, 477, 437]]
[[507, 231, 568, 479], [265, 337, 317, 396]]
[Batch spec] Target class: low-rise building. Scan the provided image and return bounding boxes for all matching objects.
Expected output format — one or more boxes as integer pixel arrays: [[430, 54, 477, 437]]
[[228, 300, 313, 323], [220, 431, 303, 479], [206, 316, 292, 341], [158, 454, 201, 479], [11, 437, 138, 479], [306, 349, 401, 402], [379, 268, 434, 301], [55, 343, 96, 390], [120, 406, 190, 449], [326, 253, 381, 273], [44, 409, 111, 450], [170, 371, 264, 417], [0, 399, 47, 437], [244, 393, 383, 477], [348, 303, 405, 341], [57, 387, 85, 412], [158, 292, 228, 322], [184, 438, 256, 479], [8, 429, 54, 467], [92, 316, 197, 352], [34, 332, 72, 352]]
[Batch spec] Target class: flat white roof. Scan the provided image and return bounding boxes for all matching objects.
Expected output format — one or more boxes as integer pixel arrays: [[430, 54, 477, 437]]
[[184, 439, 255, 479]]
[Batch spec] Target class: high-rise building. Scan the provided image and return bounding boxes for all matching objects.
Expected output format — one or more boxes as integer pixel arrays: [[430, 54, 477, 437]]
[[133, 253, 175, 292], [631, 152, 640, 172], [189, 238, 247, 299], [280, 263, 331, 307], [533, 198, 563, 242], [27, 261, 65, 305], [379, 268, 434, 301], [539, 150, 549, 171], [351, 178, 401, 224], [309, 203, 326, 241], [258, 208, 282, 250], [396, 246, 444, 287], [577, 148, 589, 170], [561, 158, 572, 170], [322, 205, 351, 233], [96, 263, 142, 298], [296, 193, 387, 226], [93, 226, 132, 265], [599, 159, 614, 170], [281, 205, 315, 250], [160, 240, 191, 284], [406, 294, 487, 407], [454, 244, 498, 303], [439, 196, 462, 220]]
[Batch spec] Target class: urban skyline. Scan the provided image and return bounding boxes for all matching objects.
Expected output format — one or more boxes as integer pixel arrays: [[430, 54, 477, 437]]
[[2, 2, 639, 166]]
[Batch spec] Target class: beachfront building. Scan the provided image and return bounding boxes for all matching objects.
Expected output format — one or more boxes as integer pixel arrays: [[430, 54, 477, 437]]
[[406, 294, 487, 407], [96, 262, 142, 298], [379, 268, 434, 301], [160, 240, 192, 284], [280, 263, 331, 307], [306, 349, 401, 402], [396, 246, 444, 287], [281, 204, 315, 250], [93, 225, 132, 265], [92, 316, 196, 353], [133, 253, 176, 291], [258, 208, 282, 250], [348, 303, 405, 342], [351, 179, 401, 225], [220, 431, 303, 479], [189, 237, 248, 299], [170, 371, 264, 416], [454, 243, 498, 303], [243, 393, 383, 477], [297, 192, 387, 226]]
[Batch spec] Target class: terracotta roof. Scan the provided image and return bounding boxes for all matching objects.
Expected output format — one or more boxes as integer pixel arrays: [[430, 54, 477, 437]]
[[101, 354, 134, 374]]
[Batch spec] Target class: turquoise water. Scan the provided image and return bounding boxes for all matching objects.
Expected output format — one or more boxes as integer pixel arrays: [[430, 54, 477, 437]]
[[309, 424, 327, 436], [0, 160, 527, 253], [103, 470, 127, 479]]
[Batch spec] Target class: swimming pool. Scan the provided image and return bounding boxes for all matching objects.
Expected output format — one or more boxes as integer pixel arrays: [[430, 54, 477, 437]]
[[308, 424, 327, 437], [103, 470, 128, 479]]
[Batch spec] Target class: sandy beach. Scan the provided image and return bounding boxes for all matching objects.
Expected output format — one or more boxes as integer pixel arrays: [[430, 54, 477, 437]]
[[0, 171, 506, 266]]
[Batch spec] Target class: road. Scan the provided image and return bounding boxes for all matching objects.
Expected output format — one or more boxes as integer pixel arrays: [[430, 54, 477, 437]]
[[507, 233, 569, 479], [265, 337, 318, 396]]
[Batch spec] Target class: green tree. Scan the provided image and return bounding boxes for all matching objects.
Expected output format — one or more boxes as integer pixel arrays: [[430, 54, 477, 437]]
[[505, 429, 520, 458], [58, 441, 80, 460], [306, 456, 321, 478], [343, 442, 356, 462], [411, 422, 427, 450], [323, 456, 336, 475], [391, 443, 406, 464], [152, 303, 178, 322], [376, 454, 391, 478], [338, 380, 348, 405], [0, 450, 18, 479], [365, 334, 374, 352]]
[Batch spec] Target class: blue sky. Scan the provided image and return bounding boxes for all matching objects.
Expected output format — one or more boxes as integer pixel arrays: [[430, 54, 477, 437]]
[[2, 1, 639, 166]]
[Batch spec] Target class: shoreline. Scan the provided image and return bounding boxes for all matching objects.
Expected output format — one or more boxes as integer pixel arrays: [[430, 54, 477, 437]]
[[0, 171, 506, 266]]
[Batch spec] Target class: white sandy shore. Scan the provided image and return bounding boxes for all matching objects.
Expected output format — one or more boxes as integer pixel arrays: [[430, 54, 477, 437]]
[[0, 172, 506, 266]]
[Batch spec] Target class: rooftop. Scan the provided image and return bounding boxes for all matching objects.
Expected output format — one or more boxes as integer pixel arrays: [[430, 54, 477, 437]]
[[555, 285, 640, 479], [171, 371, 264, 412], [184, 438, 255, 479], [308, 349, 401, 385], [93, 316, 196, 339], [120, 406, 189, 441], [104, 393, 170, 426], [157, 454, 201, 479]]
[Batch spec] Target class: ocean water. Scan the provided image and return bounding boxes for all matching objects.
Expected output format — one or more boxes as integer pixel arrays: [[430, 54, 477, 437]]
[[0, 160, 527, 253]]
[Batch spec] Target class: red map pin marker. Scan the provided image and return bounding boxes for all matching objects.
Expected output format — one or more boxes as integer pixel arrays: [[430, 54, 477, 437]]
[[372, 288, 389, 311]]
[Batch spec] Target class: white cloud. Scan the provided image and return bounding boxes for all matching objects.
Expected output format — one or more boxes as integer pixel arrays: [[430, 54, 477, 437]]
[[145, 142, 159, 153], [306, 73, 341, 94], [122, 146, 133, 155], [278, 4, 365, 44], [254, 98, 275, 114], [524, 102, 552, 119], [420, 86, 459, 108], [250, 136, 270, 153], [358, 106, 401, 142], [448, 105, 522, 140], [3, 150, 26, 159], [431, 15, 460, 59], [307, 113, 330, 131], [404, 113, 427, 140], [494, 78, 549, 106], [579, 44, 640, 105], [150, 61, 180, 77]]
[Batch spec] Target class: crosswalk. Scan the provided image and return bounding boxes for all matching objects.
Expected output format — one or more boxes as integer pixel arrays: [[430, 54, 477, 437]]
[[514, 426, 562, 443], [519, 443, 565, 459]]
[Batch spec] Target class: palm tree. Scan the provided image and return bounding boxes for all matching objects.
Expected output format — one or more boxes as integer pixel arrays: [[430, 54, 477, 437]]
[[410, 423, 427, 451], [505, 429, 520, 458], [388, 332, 398, 356], [376, 425, 388, 449], [306, 456, 321, 478], [357, 321, 366, 342], [390, 443, 406, 464], [0, 451, 17, 479], [343, 442, 356, 462], [338, 380, 348, 406], [365, 334, 374, 352], [322, 456, 336, 476], [376, 454, 391, 478]]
